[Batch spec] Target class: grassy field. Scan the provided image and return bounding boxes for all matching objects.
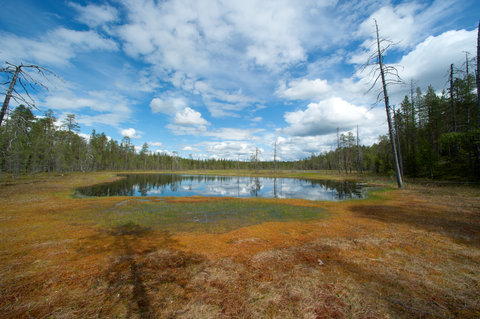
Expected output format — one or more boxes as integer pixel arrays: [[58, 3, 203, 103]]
[[0, 171, 479, 318]]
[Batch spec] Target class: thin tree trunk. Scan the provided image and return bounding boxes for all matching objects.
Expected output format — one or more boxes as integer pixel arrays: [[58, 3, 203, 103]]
[[0, 65, 21, 126], [450, 64, 457, 133], [477, 20, 480, 128], [476, 20, 480, 177], [356, 125, 361, 173], [393, 106, 404, 177], [375, 20, 403, 188], [410, 80, 417, 176], [336, 128, 341, 173]]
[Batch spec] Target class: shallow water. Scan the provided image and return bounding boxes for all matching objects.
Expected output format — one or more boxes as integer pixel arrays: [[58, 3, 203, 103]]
[[76, 174, 370, 201]]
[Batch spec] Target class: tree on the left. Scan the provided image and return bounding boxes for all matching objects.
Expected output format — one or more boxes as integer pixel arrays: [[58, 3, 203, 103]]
[[0, 62, 56, 126]]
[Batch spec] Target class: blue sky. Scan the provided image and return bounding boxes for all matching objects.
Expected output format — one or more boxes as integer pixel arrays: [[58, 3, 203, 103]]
[[1, 0, 478, 160]]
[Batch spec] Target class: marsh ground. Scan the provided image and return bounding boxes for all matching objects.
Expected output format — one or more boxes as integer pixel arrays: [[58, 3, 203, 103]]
[[0, 171, 479, 318]]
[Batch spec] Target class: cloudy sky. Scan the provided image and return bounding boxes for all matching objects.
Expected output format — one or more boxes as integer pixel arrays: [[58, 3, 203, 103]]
[[1, 0, 478, 161]]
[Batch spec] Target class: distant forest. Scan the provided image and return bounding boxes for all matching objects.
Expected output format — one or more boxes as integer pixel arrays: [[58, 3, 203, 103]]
[[1, 65, 479, 180]]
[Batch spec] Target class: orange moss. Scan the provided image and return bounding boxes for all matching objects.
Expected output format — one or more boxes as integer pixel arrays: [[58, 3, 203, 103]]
[[1, 172, 480, 318]]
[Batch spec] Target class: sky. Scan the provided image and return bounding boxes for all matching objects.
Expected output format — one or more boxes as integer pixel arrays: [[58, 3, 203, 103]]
[[0, 0, 478, 161]]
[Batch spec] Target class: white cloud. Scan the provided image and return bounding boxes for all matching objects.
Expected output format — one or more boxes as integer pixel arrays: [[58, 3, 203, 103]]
[[357, 3, 421, 50], [182, 146, 201, 152], [274, 135, 335, 160], [396, 29, 477, 93], [42, 89, 132, 128], [206, 128, 263, 141], [277, 78, 331, 100], [78, 132, 91, 141], [113, 0, 348, 120], [155, 149, 172, 155], [121, 128, 141, 138], [0, 28, 117, 66], [202, 141, 257, 160], [70, 2, 118, 28], [174, 107, 210, 128], [192, 80, 256, 118], [117, 0, 311, 73], [148, 141, 163, 147], [283, 97, 375, 136], [150, 97, 187, 114]]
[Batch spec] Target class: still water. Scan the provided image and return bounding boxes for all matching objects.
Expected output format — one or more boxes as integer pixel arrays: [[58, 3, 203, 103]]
[[76, 174, 370, 201]]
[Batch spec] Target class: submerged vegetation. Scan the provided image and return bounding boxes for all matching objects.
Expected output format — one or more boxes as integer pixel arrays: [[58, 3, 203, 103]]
[[1, 171, 479, 318]]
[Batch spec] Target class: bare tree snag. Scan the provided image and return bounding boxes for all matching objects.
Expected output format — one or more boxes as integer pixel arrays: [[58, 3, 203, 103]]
[[371, 20, 403, 188], [0, 65, 21, 126], [477, 20, 480, 128], [0, 62, 56, 126]]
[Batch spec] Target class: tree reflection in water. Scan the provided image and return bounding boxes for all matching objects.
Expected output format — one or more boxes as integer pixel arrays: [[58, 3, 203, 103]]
[[76, 174, 370, 201]]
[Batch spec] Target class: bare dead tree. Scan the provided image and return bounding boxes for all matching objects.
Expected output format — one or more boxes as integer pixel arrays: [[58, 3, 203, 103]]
[[0, 62, 56, 126], [362, 19, 404, 188], [477, 20, 480, 128]]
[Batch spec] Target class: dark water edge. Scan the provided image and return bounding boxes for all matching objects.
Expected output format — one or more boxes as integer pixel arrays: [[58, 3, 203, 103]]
[[75, 174, 372, 201]]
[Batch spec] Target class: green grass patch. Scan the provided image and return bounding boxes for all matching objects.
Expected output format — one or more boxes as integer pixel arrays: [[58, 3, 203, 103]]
[[73, 198, 328, 234]]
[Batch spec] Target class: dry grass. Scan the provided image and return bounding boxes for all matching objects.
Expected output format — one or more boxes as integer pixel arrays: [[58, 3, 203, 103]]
[[0, 171, 479, 318]]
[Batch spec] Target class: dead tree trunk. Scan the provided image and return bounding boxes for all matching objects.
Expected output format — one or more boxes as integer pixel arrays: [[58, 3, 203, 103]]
[[476, 20, 480, 128], [0, 65, 21, 126], [375, 20, 403, 188], [1, 62, 56, 127]]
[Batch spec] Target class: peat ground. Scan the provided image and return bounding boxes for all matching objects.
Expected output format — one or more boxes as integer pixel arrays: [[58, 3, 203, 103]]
[[0, 171, 479, 318]]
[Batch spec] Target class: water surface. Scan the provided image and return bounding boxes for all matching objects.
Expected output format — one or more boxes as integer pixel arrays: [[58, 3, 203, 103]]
[[76, 174, 370, 201]]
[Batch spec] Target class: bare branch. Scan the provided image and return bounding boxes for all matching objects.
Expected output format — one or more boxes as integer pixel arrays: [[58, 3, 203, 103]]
[[1, 61, 59, 125]]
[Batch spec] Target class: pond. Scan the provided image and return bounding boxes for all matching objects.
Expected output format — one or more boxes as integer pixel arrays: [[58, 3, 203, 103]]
[[76, 174, 371, 201]]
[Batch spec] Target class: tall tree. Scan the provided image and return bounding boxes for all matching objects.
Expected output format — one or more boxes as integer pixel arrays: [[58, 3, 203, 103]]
[[363, 20, 403, 188]]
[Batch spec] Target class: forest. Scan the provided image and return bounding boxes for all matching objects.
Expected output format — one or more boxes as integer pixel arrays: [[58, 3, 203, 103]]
[[1, 70, 479, 180]]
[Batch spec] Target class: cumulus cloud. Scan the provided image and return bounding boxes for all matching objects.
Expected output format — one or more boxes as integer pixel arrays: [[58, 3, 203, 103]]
[[121, 128, 141, 138], [150, 97, 187, 114], [112, 0, 348, 118], [396, 29, 477, 92], [356, 0, 459, 51], [117, 0, 312, 72], [174, 107, 210, 128], [277, 78, 331, 100], [357, 3, 421, 50], [201, 141, 257, 160], [283, 97, 374, 136]]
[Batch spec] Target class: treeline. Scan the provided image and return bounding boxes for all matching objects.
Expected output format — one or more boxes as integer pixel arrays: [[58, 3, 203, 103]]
[[0, 107, 296, 176], [296, 72, 480, 180], [1, 69, 479, 180]]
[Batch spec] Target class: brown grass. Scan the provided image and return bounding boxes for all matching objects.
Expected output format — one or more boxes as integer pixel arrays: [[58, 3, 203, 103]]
[[0, 172, 479, 318]]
